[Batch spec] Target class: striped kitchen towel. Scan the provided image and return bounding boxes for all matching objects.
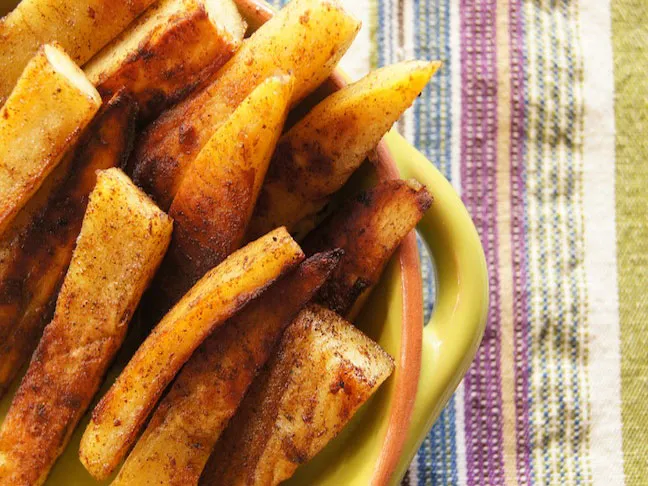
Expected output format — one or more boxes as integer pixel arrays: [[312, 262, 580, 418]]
[[270, 0, 646, 484]]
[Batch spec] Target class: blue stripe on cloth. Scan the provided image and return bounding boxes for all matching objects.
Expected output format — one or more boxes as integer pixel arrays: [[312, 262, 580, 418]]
[[357, 0, 460, 482], [376, 0, 388, 68], [409, 0, 459, 483], [417, 236, 435, 324]]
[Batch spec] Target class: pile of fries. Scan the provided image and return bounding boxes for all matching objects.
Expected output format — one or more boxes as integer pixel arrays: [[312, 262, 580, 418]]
[[0, 0, 438, 484]]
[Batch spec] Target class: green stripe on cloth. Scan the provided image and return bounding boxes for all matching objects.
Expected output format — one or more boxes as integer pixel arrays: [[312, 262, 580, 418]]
[[612, 0, 648, 482]]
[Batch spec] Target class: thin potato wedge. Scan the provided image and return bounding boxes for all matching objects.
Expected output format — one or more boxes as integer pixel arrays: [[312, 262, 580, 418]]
[[246, 60, 441, 240], [302, 179, 433, 317], [155, 74, 293, 305], [0, 0, 156, 104], [85, 0, 245, 122], [0, 44, 101, 234], [79, 227, 304, 480], [0, 168, 172, 486], [200, 304, 394, 486], [128, 0, 360, 209], [113, 250, 342, 486], [0, 92, 138, 395]]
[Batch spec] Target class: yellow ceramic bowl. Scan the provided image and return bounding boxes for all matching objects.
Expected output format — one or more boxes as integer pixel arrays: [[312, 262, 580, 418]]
[[0, 1, 488, 484], [283, 130, 489, 486]]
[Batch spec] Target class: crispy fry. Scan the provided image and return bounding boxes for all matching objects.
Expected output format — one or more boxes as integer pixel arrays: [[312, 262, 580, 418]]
[[79, 227, 304, 480], [85, 0, 245, 122], [200, 304, 394, 486], [0, 92, 138, 396], [127, 0, 360, 209], [302, 179, 432, 317], [247, 60, 441, 240], [113, 250, 342, 486], [0, 168, 172, 486], [0, 0, 157, 104], [154, 74, 293, 306], [0, 44, 101, 234]]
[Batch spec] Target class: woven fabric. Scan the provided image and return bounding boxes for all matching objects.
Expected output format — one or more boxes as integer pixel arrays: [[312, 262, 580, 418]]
[[267, 0, 645, 484]]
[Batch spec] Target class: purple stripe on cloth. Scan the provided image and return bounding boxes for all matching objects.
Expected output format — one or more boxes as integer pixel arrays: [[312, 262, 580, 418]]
[[459, 0, 505, 484], [509, 0, 533, 483]]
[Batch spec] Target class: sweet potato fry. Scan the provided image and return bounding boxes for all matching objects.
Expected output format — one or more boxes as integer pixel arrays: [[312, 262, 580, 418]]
[[85, 0, 245, 122], [0, 0, 156, 104], [246, 60, 441, 240], [0, 44, 101, 234], [113, 250, 342, 486], [0, 92, 138, 396], [127, 0, 360, 209], [79, 227, 304, 480], [302, 179, 432, 317], [200, 304, 394, 486], [154, 74, 293, 305], [0, 168, 172, 486]]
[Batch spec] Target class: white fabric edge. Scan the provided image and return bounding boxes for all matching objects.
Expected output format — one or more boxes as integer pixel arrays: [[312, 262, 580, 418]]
[[581, 0, 625, 484]]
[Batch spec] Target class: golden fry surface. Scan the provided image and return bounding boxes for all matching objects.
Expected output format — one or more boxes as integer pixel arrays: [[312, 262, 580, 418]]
[[79, 227, 304, 480], [200, 304, 394, 486], [155, 74, 293, 305], [0, 44, 100, 235], [302, 179, 432, 317], [0, 0, 156, 104], [128, 0, 360, 209], [0, 168, 172, 486], [247, 60, 440, 239], [0, 92, 137, 396], [85, 0, 245, 121], [113, 251, 342, 486]]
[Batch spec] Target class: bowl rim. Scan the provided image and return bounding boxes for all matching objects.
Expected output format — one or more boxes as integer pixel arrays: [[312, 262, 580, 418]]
[[233, 1, 424, 484]]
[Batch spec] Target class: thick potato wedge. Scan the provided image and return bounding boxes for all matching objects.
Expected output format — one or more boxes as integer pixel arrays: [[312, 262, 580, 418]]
[[0, 44, 101, 234], [200, 304, 394, 486], [128, 0, 360, 209], [0, 0, 156, 104], [0, 168, 172, 486], [154, 74, 293, 305], [79, 227, 304, 480], [85, 0, 245, 122], [113, 250, 342, 486], [302, 179, 433, 317], [0, 93, 138, 396], [246, 60, 441, 240]]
